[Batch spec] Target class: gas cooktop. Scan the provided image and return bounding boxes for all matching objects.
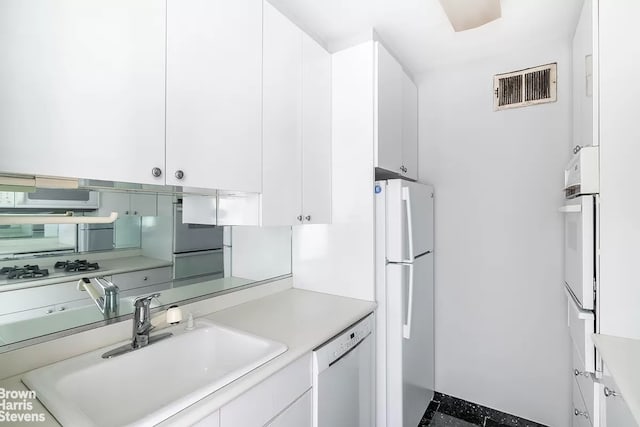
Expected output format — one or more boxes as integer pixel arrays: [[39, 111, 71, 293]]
[[0, 265, 50, 280], [54, 260, 100, 273]]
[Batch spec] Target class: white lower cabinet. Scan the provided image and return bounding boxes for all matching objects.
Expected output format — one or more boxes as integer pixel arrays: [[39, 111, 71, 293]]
[[599, 373, 637, 427], [266, 389, 311, 427], [192, 410, 220, 427], [219, 354, 312, 427], [573, 376, 593, 427]]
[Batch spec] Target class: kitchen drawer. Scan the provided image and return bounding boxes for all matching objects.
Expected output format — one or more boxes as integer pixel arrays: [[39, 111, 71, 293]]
[[220, 354, 312, 427], [119, 282, 172, 301], [573, 376, 594, 427], [0, 281, 91, 315], [266, 389, 311, 427], [111, 266, 172, 291], [573, 345, 596, 420], [568, 292, 596, 373], [600, 373, 637, 427]]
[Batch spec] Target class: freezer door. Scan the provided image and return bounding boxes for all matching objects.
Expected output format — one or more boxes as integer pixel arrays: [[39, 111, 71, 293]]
[[386, 254, 434, 427], [385, 180, 434, 263]]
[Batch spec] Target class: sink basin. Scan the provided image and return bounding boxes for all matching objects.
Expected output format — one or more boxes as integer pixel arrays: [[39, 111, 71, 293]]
[[22, 319, 287, 427]]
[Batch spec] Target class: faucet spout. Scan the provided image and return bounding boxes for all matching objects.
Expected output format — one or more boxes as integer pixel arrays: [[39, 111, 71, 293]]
[[132, 293, 160, 349], [77, 277, 119, 318]]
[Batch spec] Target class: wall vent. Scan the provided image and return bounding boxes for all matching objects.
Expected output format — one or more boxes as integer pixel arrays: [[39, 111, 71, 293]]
[[493, 63, 557, 110]]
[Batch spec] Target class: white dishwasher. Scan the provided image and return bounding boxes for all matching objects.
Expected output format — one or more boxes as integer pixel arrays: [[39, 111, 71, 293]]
[[312, 313, 374, 427]]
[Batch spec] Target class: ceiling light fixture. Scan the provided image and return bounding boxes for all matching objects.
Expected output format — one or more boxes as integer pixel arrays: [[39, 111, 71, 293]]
[[439, 0, 502, 32]]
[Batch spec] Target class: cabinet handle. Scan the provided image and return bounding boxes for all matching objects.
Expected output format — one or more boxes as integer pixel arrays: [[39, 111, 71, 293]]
[[574, 409, 589, 419], [574, 369, 589, 378], [604, 386, 619, 398], [151, 167, 162, 177], [297, 215, 303, 222], [305, 215, 311, 221], [46, 309, 53, 314], [175, 170, 184, 180], [58, 306, 66, 312], [143, 276, 148, 281], [134, 211, 138, 216], [125, 211, 129, 215]]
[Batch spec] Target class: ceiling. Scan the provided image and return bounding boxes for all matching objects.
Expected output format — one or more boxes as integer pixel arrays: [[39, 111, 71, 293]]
[[267, 0, 584, 77]]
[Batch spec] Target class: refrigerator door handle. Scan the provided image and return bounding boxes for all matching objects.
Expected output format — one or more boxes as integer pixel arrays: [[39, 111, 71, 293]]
[[403, 263, 415, 339], [402, 186, 415, 263]]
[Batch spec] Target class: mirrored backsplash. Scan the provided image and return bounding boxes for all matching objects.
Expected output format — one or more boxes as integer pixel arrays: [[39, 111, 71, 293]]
[[0, 189, 292, 351]]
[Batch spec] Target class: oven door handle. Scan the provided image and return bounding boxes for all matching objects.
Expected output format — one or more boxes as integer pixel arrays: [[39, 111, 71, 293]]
[[559, 205, 582, 213]]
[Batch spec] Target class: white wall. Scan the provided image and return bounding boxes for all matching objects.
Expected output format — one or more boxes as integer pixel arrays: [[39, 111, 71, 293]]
[[417, 40, 572, 426]]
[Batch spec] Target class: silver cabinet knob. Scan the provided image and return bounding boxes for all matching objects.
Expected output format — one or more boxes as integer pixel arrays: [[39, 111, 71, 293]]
[[125, 211, 129, 215], [58, 306, 66, 312], [604, 386, 619, 398], [305, 215, 311, 221], [297, 215, 303, 222], [133, 211, 138, 215], [175, 170, 185, 180], [151, 167, 162, 177], [46, 309, 53, 314], [574, 369, 589, 378], [143, 276, 148, 281], [574, 409, 589, 419]]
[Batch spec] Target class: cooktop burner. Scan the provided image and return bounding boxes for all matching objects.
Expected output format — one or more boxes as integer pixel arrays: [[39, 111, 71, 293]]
[[0, 265, 50, 280], [54, 259, 100, 272]]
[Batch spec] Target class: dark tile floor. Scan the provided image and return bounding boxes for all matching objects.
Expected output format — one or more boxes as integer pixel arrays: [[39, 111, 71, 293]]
[[418, 393, 548, 427]]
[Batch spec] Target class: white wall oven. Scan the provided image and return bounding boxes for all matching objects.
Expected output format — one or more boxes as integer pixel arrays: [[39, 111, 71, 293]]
[[561, 146, 599, 375]]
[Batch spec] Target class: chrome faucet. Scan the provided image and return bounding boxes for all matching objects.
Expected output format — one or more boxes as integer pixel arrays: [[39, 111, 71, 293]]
[[77, 277, 119, 318], [101, 292, 173, 359], [132, 293, 160, 348]]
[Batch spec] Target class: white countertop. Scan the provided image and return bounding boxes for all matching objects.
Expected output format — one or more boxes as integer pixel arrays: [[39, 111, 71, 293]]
[[0, 287, 376, 426], [593, 334, 640, 425], [0, 252, 172, 292]]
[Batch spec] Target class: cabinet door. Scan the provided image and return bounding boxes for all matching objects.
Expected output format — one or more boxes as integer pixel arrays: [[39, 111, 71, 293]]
[[166, 0, 262, 192], [0, 0, 166, 185], [97, 192, 130, 217], [261, 2, 303, 226], [600, 376, 637, 427], [267, 390, 311, 427], [375, 42, 403, 175], [130, 193, 158, 217], [402, 73, 419, 180], [301, 33, 332, 225]]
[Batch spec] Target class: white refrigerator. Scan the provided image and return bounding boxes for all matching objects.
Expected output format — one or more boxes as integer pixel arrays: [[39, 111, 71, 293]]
[[375, 179, 435, 427]]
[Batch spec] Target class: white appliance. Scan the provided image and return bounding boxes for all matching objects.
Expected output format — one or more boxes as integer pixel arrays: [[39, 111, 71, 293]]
[[2, 189, 100, 210], [172, 203, 224, 286], [312, 314, 373, 427], [561, 147, 599, 373], [375, 179, 435, 427]]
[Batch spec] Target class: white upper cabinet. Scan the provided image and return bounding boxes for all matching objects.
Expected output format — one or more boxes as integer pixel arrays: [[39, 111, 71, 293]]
[[0, 0, 166, 185], [262, 2, 303, 226], [261, 2, 331, 226], [375, 43, 404, 176], [401, 73, 419, 180], [166, 0, 262, 192], [373, 42, 418, 179], [301, 33, 332, 225]]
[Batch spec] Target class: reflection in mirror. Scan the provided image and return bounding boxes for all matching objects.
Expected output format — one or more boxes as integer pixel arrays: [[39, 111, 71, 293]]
[[0, 189, 292, 350]]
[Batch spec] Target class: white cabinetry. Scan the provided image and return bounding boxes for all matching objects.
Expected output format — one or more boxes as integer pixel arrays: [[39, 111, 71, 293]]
[[97, 192, 158, 217], [261, 2, 331, 226], [599, 375, 637, 427], [401, 73, 419, 181], [166, 0, 262, 193], [0, 0, 166, 186], [374, 42, 418, 180], [219, 354, 312, 426], [262, 2, 302, 226]]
